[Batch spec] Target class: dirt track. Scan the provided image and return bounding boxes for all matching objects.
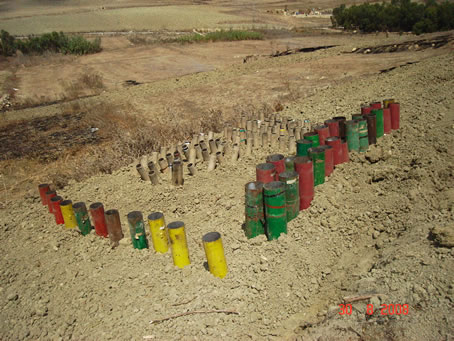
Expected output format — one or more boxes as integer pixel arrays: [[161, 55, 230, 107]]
[[0, 35, 453, 340]]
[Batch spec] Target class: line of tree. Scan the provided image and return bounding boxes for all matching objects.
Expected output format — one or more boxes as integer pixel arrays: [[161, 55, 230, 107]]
[[0, 30, 102, 57], [331, 0, 454, 34]]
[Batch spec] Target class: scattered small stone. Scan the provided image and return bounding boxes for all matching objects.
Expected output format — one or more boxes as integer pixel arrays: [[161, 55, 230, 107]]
[[7, 293, 18, 301]]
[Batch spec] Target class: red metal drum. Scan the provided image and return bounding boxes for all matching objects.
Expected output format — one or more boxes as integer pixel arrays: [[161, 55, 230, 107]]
[[294, 156, 314, 210], [256, 163, 276, 184]]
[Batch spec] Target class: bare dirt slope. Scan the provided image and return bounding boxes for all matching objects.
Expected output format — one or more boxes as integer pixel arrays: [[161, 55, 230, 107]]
[[0, 37, 453, 341]]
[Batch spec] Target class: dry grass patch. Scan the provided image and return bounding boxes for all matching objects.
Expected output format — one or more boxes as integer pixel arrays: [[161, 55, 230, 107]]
[[0, 98, 244, 201]]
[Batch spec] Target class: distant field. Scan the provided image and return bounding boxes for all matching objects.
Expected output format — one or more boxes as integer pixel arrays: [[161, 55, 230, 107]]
[[0, 5, 271, 35]]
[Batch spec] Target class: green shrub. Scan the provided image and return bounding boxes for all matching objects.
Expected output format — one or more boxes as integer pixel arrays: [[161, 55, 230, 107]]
[[175, 29, 263, 43], [0, 30, 16, 56], [0, 30, 102, 56], [332, 0, 454, 34]]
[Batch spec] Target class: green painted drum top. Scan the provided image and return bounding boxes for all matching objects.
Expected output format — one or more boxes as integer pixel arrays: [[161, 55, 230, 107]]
[[371, 108, 384, 138], [278, 171, 299, 222], [284, 156, 295, 172], [308, 147, 325, 187], [263, 181, 287, 240], [356, 117, 369, 153], [244, 182, 265, 239], [303, 132, 320, 148], [296, 139, 313, 156], [127, 211, 148, 250], [73, 202, 92, 236], [345, 120, 359, 152]]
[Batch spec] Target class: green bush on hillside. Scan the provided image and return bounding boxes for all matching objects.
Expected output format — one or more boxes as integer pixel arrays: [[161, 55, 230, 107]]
[[0, 30, 102, 56], [331, 0, 454, 34], [175, 29, 264, 43]]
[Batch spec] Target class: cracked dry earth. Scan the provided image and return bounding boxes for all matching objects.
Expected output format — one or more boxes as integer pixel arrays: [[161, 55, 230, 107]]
[[1, 49, 454, 341]]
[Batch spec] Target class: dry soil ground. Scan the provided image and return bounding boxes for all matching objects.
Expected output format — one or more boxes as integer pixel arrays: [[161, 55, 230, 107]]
[[0, 1, 454, 340]]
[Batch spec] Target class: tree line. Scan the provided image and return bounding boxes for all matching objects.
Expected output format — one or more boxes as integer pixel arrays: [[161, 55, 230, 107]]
[[331, 0, 454, 34]]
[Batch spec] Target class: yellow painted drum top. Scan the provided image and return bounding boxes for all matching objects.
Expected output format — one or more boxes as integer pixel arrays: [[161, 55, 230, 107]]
[[202, 232, 228, 278], [167, 221, 191, 268], [148, 212, 169, 253], [60, 200, 77, 229]]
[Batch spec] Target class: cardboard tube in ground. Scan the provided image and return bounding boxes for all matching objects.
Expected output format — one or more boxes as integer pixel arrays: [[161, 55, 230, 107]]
[[188, 163, 196, 175], [149, 170, 159, 185], [207, 154, 217, 171], [231, 144, 240, 162]]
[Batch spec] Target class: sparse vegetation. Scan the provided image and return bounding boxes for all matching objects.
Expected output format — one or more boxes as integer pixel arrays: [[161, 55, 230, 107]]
[[0, 30, 102, 56], [173, 29, 264, 43], [331, 0, 454, 35], [60, 72, 105, 100], [0, 99, 241, 194]]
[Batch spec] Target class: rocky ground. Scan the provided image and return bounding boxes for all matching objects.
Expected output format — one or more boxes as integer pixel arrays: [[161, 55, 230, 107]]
[[0, 41, 453, 340]]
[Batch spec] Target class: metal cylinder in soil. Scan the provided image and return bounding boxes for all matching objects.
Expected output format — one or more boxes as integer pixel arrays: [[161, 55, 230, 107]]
[[256, 163, 276, 184], [89, 202, 108, 238], [372, 108, 384, 138], [285, 156, 295, 172], [266, 154, 285, 180], [127, 211, 148, 250], [263, 181, 287, 240], [383, 108, 392, 134], [356, 117, 369, 153], [320, 145, 334, 177], [370, 101, 381, 109], [341, 140, 350, 163], [168, 221, 190, 268], [389, 103, 400, 130], [361, 105, 372, 115], [203, 232, 228, 278], [148, 212, 169, 253], [324, 119, 339, 137], [315, 125, 330, 145], [73, 202, 92, 236], [383, 98, 395, 108], [45, 190, 57, 213], [50, 196, 64, 225], [60, 200, 77, 229], [278, 171, 299, 222], [364, 114, 377, 145], [38, 184, 50, 206], [308, 147, 325, 186], [244, 181, 265, 239], [333, 116, 347, 139], [294, 156, 314, 210], [105, 209, 124, 247], [303, 132, 320, 148], [346, 120, 360, 152], [325, 137, 342, 166], [296, 139, 312, 157]]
